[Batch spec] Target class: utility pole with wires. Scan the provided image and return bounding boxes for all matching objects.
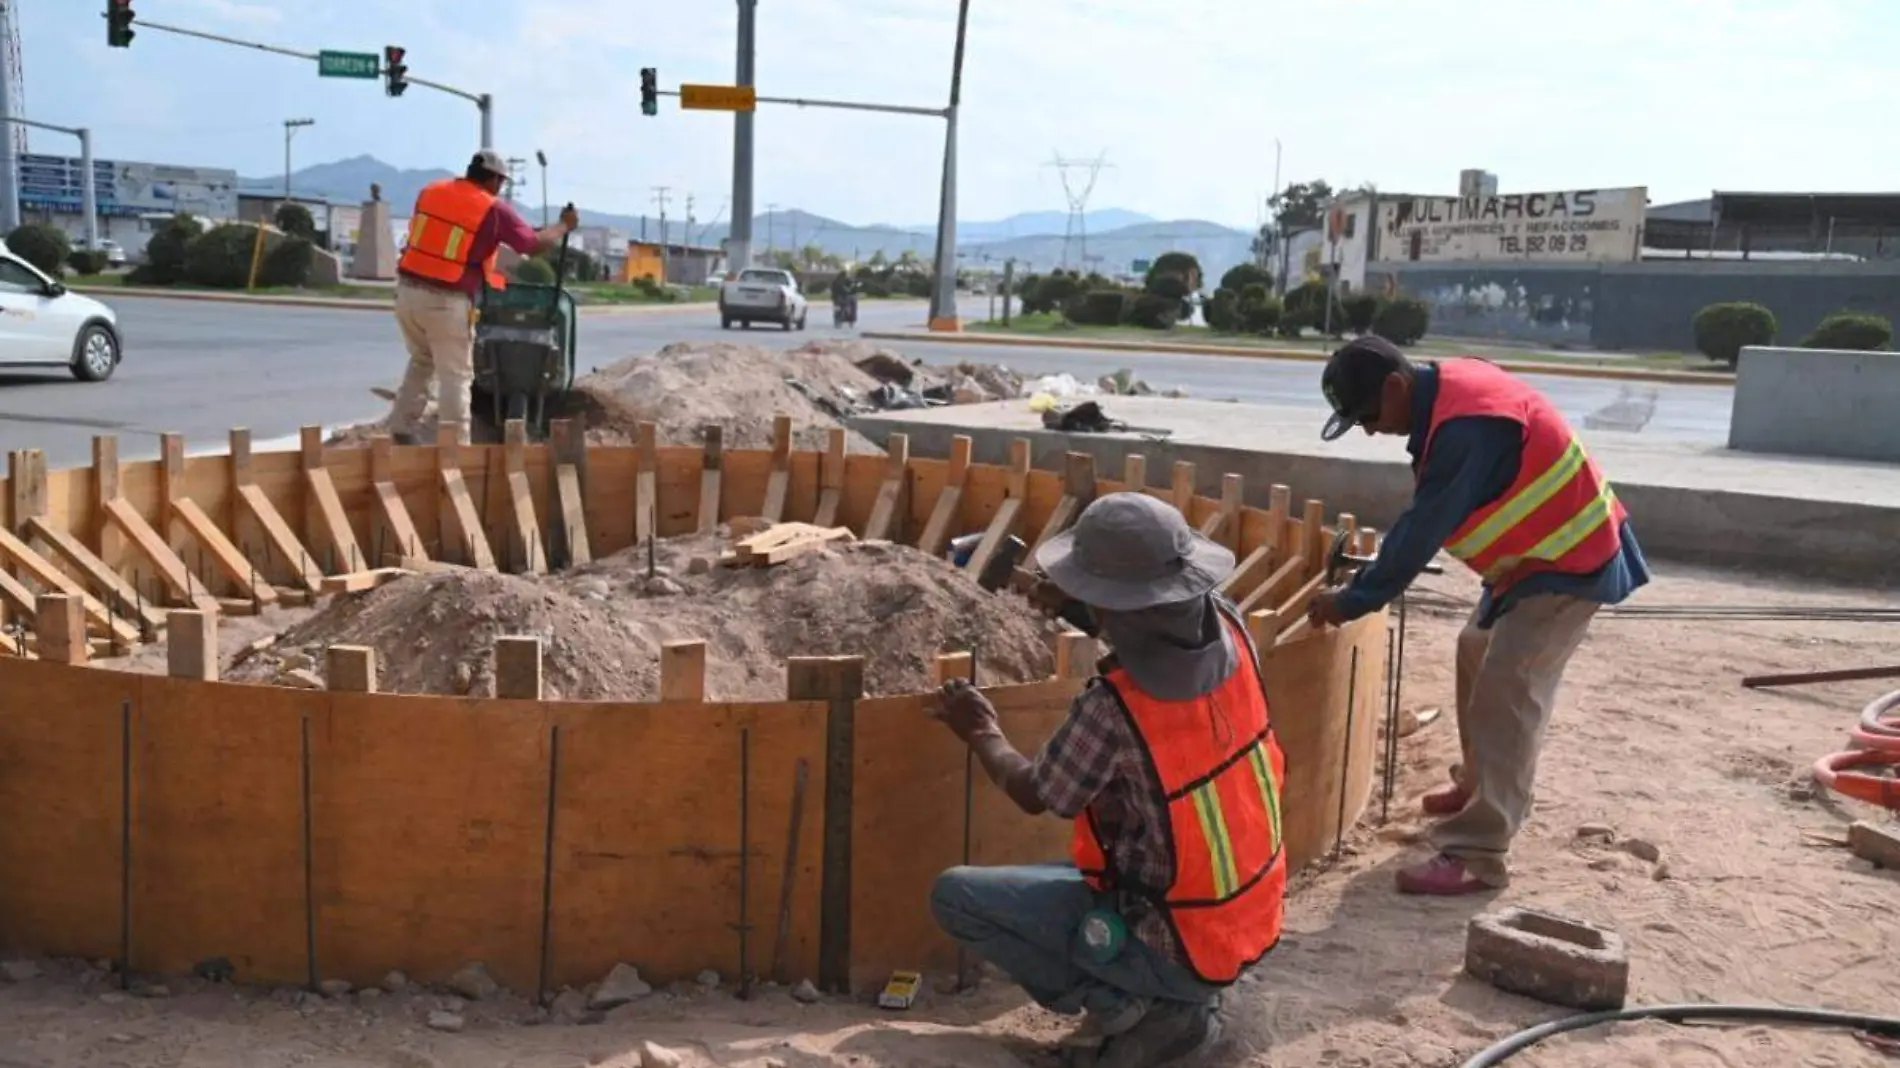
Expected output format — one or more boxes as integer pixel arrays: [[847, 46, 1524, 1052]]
[[653, 185, 671, 281], [684, 193, 695, 248], [1044, 151, 1113, 271], [764, 202, 778, 254]]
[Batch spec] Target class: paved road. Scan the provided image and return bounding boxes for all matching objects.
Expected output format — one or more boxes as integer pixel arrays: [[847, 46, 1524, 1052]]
[[0, 295, 1735, 470]]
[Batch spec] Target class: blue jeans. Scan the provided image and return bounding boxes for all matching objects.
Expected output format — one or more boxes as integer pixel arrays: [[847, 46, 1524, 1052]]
[[930, 863, 1219, 1017]]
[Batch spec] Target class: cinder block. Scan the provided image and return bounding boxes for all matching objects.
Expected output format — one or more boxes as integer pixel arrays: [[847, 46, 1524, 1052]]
[[1465, 907, 1628, 1011], [1849, 821, 1900, 869]]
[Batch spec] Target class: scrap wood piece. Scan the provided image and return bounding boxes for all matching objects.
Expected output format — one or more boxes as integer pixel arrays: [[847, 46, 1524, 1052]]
[[1030, 452, 1098, 556], [93, 436, 219, 613], [161, 434, 276, 606], [398, 556, 479, 575], [635, 421, 659, 545], [550, 418, 591, 568], [19, 519, 157, 642], [730, 522, 855, 567], [503, 420, 547, 575], [1742, 665, 1900, 690], [302, 426, 366, 574], [1272, 572, 1330, 645], [966, 438, 1031, 581], [229, 428, 325, 593], [697, 424, 725, 536], [916, 435, 973, 557], [1199, 473, 1244, 552], [863, 433, 910, 542], [1222, 541, 1277, 602], [368, 434, 428, 566], [814, 427, 847, 528], [761, 414, 792, 522], [436, 425, 497, 570], [319, 568, 414, 595]]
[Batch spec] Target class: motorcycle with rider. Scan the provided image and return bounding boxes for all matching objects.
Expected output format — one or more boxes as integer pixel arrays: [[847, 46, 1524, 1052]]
[[832, 273, 859, 328]]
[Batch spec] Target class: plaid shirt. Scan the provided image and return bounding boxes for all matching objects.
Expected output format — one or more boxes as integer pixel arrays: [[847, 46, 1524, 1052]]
[[1030, 668, 1184, 963]]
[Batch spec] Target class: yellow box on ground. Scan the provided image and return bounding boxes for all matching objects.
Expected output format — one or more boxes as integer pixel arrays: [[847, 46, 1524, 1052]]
[[680, 84, 758, 112]]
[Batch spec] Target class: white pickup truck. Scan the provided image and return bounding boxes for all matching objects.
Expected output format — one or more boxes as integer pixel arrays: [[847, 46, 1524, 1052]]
[[718, 267, 809, 331]]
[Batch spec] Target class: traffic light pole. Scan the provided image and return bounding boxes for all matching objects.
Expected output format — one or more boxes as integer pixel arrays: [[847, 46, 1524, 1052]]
[[0, 117, 99, 253], [127, 19, 496, 148]]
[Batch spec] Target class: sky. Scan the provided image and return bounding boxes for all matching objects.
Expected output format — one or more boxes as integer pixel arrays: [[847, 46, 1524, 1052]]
[[15, 0, 1899, 229]]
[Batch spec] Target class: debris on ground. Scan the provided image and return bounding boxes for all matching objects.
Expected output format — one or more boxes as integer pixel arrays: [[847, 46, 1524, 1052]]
[[223, 533, 1060, 700]]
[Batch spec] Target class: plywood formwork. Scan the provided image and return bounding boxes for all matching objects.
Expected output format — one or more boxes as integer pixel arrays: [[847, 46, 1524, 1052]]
[[0, 416, 1388, 996]]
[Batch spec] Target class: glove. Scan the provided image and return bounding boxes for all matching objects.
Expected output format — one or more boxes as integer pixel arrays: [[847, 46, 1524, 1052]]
[[559, 203, 580, 231]]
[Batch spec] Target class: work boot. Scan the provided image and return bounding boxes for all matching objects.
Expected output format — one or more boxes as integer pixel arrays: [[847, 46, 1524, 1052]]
[[1098, 1000, 1221, 1068], [1395, 853, 1504, 896], [1421, 764, 1471, 816], [1061, 998, 1151, 1050]]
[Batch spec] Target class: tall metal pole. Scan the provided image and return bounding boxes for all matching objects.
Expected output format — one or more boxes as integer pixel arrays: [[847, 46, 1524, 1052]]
[[0, 1, 18, 234], [78, 128, 98, 254], [928, 0, 971, 331], [728, 0, 758, 275], [479, 95, 494, 151]]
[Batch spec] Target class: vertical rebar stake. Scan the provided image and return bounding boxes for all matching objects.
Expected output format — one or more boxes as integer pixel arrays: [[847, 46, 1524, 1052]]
[[957, 649, 979, 992], [535, 724, 563, 1009], [1381, 623, 1398, 821], [1335, 645, 1359, 859]]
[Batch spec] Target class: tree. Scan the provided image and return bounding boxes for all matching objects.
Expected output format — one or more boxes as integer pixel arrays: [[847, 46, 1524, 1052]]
[[273, 202, 318, 241], [6, 223, 71, 278], [1144, 252, 1202, 292], [1272, 180, 1335, 232], [129, 214, 204, 285]]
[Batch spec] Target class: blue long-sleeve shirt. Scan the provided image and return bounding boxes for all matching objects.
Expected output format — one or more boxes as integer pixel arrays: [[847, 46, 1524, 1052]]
[[1334, 364, 1651, 629]]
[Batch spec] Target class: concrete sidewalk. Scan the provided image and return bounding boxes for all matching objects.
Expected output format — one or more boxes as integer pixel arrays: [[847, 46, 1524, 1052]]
[[851, 396, 1899, 583], [74, 284, 720, 318]]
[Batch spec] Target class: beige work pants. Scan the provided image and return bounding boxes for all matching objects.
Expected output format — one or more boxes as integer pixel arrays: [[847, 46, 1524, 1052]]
[[1429, 592, 1600, 884], [390, 279, 475, 443]]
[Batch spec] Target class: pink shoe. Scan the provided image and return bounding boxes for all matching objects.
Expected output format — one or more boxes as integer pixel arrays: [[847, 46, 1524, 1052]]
[[1420, 784, 1472, 816], [1396, 854, 1497, 896]]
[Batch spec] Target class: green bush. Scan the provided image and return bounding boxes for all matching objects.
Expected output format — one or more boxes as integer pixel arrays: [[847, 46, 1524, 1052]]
[[258, 236, 314, 288], [1692, 302, 1777, 366], [130, 214, 204, 285], [273, 203, 317, 240], [1064, 288, 1132, 327], [1276, 309, 1310, 338], [183, 224, 265, 289], [633, 275, 669, 299], [1238, 284, 1283, 336], [1126, 292, 1182, 330], [1033, 271, 1084, 315], [1372, 296, 1432, 345], [66, 249, 110, 276], [1145, 270, 1192, 302], [512, 256, 557, 285], [1204, 288, 1241, 332], [1144, 252, 1202, 293], [1284, 280, 1346, 336], [1800, 312, 1892, 351], [7, 223, 71, 278], [1219, 262, 1272, 293], [1343, 294, 1382, 334]]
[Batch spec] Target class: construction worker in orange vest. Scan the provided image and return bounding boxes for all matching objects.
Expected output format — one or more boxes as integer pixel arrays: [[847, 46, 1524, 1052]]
[[928, 493, 1286, 1068], [385, 149, 578, 445], [1307, 336, 1651, 896]]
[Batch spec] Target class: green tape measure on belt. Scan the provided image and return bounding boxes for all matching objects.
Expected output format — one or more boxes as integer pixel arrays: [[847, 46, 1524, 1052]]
[[1080, 909, 1128, 965]]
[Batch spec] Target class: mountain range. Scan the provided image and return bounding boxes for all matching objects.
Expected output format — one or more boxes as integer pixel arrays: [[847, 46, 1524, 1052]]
[[242, 155, 1257, 277]]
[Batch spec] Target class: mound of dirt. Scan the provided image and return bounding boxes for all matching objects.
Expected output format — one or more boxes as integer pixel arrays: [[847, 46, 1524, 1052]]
[[574, 341, 884, 451], [226, 535, 1062, 700]]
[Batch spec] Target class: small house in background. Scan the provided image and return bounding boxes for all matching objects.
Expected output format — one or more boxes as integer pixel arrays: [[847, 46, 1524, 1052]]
[[622, 241, 727, 286]]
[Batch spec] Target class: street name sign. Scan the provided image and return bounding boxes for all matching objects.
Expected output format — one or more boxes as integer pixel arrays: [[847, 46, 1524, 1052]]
[[319, 51, 381, 79], [680, 84, 758, 112]]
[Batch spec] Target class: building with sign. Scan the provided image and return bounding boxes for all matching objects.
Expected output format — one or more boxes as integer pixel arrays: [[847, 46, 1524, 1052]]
[[16, 153, 239, 259]]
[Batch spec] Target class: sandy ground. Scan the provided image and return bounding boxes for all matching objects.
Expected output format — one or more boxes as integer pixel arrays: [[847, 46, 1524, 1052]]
[[11, 563, 1900, 1067]]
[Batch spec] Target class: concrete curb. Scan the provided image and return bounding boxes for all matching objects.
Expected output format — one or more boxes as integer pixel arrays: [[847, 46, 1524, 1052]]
[[861, 329, 1738, 388], [74, 285, 720, 318]]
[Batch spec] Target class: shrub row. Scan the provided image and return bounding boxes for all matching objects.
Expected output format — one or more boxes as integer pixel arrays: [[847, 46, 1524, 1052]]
[[1691, 302, 1892, 366]]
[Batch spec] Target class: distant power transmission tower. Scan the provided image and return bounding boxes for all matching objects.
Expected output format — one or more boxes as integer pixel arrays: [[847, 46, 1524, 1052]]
[[1045, 151, 1113, 270], [1, 1, 25, 155]]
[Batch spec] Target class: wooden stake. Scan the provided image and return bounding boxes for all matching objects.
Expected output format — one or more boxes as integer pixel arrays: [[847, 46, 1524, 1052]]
[[300, 426, 364, 576], [966, 438, 1030, 578], [761, 414, 792, 522], [325, 645, 377, 693], [503, 419, 547, 574], [862, 433, 910, 542], [494, 635, 544, 699], [551, 418, 591, 568], [165, 608, 217, 681], [813, 427, 847, 528], [635, 422, 659, 545], [35, 594, 87, 664], [1170, 461, 1195, 518], [437, 422, 496, 570], [163, 434, 277, 605], [697, 425, 725, 536], [368, 434, 427, 566], [1199, 472, 1244, 551], [1031, 452, 1097, 555], [228, 428, 324, 592], [916, 435, 973, 556], [660, 640, 708, 702]]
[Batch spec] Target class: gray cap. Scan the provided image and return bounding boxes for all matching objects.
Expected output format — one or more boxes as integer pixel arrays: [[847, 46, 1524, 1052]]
[[1035, 492, 1235, 611], [471, 149, 510, 179]]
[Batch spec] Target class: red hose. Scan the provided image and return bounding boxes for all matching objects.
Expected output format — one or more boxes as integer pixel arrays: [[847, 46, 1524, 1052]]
[[1813, 689, 1900, 808]]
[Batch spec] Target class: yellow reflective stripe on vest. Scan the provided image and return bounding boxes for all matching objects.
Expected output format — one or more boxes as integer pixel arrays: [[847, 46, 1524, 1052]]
[[1190, 783, 1241, 900], [1446, 437, 1587, 561], [1246, 743, 1283, 853], [440, 223, 469, 262], [1480, 485, 1620, 583], [408, 213, 472, 264]]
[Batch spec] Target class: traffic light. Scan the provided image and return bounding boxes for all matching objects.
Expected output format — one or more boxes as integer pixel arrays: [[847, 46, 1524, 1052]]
[[383, 46, 408, 97], [640, 68, 658, 116], [105, 0, 136, 48]]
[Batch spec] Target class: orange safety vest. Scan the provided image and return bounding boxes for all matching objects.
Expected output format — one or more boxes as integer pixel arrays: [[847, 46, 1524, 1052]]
[[399, 178, 508, 291], [1424, 358, 1627, 595], [1071, 605, 1287, 986]]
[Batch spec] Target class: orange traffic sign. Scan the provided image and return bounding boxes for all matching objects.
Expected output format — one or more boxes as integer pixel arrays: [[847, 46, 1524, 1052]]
[[680, 84, 758, 112]]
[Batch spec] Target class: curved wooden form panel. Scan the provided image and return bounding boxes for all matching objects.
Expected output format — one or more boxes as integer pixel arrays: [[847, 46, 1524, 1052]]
[[0, 417, 1386, 995]]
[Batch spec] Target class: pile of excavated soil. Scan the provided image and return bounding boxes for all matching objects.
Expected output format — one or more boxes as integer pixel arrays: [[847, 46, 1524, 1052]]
[[572, 341, 885, 451], [225, 534, 1061, 700]]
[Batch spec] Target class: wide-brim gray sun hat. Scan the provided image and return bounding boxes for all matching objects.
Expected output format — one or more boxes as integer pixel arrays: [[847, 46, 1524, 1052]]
[[1035, 491, 1236, 612]]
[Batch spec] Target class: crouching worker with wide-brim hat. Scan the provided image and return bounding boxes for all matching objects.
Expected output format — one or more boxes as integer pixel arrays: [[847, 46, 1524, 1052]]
[[927, 492, 1289, 1068]]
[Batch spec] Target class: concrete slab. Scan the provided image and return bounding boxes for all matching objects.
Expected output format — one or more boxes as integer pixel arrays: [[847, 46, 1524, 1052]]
[[850, 396, 1900, 583], [1731, 346, 1900, 463]]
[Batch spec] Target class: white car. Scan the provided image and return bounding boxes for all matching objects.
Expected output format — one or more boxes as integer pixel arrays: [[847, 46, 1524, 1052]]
[[718, 267, 808, 331], [0, 245, 122, 381], [96, 239, 127, 267]]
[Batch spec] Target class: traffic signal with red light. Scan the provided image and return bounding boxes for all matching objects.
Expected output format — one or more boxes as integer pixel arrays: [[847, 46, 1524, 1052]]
[[640, 68, 658, 116], [383, 46, 409, 97], [106, 0, 136, 48]]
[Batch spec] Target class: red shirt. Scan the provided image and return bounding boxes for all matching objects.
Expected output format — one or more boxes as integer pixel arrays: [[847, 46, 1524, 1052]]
[[444, 198, 541, 298]]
